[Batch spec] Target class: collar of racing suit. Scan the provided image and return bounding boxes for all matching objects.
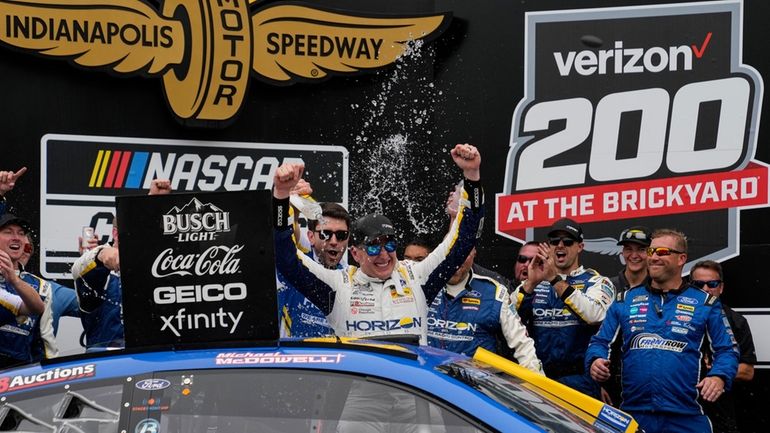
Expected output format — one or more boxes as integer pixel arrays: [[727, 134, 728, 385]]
[[445, 270, 472, 299], [645, 280, 689, 296], [352, 264, 407, 295], [558, 265, 586, 279]]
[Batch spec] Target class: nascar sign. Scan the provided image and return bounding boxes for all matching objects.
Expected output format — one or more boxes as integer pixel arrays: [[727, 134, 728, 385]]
[[40, 134, 348, 280], [497, 0, 766, 269]]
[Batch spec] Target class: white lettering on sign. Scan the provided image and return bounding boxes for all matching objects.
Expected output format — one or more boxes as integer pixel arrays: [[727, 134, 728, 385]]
[[151, 245, 243, 278]]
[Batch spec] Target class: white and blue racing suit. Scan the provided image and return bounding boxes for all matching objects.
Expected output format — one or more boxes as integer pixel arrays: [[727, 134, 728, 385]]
[[0, 272, 56, 366], [427, 271, 542, 373], [517, 266, 614, 396], [273, 179, 484, 344], [0, 287, 24, 325], [277, 249, 337, 338], [72, 246, 124, 350], [585, 283, 739, 432]]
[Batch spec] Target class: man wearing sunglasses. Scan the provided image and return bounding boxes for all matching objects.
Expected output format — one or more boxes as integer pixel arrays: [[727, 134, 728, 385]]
[[587, 229, 738, 433], [272, 143, 484, 344], [513, 242, 539, 288], [517, 218, 614, 398], [691, 260, 755, 433], [278, 201, 351, 338]]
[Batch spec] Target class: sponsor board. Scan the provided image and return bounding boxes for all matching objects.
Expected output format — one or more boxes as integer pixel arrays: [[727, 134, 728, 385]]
[[117, 190, 278, 346], [496, 1, 767, 273], [40, 134, 347, 280], [0, 0, 450, 125]]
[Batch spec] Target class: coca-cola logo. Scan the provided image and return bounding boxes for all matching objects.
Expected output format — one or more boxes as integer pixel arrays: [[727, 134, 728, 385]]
[[151, 245, 243, 278]]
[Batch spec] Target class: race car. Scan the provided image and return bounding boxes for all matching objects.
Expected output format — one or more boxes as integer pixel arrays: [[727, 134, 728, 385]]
[[0, 192, 640, 432], [0, 337, 639, 433]]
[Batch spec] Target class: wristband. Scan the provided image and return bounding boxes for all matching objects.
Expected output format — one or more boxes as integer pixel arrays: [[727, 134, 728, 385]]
[[549, 275, 563, 286], [94, 247, 105, 269]]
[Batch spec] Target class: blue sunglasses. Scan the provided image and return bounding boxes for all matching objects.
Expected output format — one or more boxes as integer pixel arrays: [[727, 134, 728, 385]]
[[365, 239, 397, 256]]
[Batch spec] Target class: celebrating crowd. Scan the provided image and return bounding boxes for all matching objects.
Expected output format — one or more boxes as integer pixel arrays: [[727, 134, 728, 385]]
[[0, 144, 756, 433]]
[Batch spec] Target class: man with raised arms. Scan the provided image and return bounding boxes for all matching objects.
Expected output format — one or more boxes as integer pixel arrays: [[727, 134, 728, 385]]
[[272, 144, 484, 344]]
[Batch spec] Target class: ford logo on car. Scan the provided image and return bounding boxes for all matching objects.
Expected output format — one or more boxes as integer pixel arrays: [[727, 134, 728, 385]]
[[135, 379, 172, 390]]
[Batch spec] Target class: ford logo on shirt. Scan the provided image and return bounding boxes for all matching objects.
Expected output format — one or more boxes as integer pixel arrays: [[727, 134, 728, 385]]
[[677, 296, 699, 305], [135, 379, 172, 390]]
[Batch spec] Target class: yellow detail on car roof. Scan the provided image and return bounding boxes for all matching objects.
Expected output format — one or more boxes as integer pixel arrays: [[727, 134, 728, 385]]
[[473, 347, 640, 433], [302, 336, 414, 353]]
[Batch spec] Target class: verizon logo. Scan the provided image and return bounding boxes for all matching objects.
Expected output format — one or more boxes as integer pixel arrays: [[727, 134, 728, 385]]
[[553, 34, 712, 77]]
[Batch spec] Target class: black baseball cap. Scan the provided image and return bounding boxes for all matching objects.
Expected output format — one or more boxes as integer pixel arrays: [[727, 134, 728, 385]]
[[547, 218, 583, 241], [0, 213, 31, 233], [617, 226, 652, 246], [351, 214, 396, 245]]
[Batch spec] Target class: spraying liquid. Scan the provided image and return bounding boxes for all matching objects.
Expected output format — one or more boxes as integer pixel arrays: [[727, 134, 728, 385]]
[[290, 194, 325, 224], [349, 39, 453, 237]]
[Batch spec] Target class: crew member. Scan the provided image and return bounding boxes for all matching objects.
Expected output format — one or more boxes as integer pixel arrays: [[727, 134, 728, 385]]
[[72, 179, 171, 350], [586, 229, 739, 433], [279, 198, 350, 337], [692, 260, 756, 433], [427, 247, 543, 373], [0, 213, 55, 367], [604, 225, 652, 405], [518, 218, 614, 398]]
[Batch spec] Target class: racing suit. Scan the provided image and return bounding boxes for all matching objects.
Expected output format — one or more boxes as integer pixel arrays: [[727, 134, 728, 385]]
[[517, 266, 614, 396], [585, 283, 739, 433], [72, 245, 124, 350], [427, 271, 542, 373], [0, 272, 56, 366], [1, 287, 23, 325], [273, 179, 483, 344], [277, 248, 336, 337], [49, 281, 79, 336]]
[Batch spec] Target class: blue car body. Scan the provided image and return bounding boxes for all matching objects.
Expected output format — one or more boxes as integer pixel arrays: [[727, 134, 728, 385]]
[[0, 338, 639, 433]]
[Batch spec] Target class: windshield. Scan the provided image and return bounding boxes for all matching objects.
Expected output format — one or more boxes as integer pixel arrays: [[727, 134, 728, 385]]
[[0, 369, 487, 433], [437, 360, 621, 433]]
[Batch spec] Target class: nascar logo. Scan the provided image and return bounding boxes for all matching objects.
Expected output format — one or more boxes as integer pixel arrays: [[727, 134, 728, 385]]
[[87, 149, 292, 191]]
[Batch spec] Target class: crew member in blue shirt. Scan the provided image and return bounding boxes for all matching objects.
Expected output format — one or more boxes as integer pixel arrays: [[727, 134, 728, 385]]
[[586, 229, 739, 433]]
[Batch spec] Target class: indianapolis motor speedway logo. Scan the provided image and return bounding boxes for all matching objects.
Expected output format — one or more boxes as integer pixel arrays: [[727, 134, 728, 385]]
[[0, 0, 450, 126]]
